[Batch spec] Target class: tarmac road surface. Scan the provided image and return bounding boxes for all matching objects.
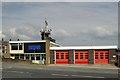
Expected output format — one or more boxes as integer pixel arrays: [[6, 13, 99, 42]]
[[2, 61, 119, 79]]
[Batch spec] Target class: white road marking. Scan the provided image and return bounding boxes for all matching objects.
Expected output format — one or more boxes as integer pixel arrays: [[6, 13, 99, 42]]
[[8, 71, 24, 73], [26, 72, 29, 74], [51, 74, 69, 76], [52, 74, 105, 78], [7, 71, 29, 74], [8, 67, 12, 69], [71, 75, 104, 78]]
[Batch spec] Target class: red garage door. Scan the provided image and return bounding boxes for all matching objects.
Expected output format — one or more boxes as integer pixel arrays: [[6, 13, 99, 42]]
[[56, 50, 69, 64], [75, 50, 88, 64], [94, 50, 109, 64]]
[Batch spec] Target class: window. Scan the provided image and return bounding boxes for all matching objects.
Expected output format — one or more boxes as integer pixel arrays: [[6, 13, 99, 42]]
[[56, 53, 59, 59], [10, 54, 14, 56], [80, 53, 83, 59], [65, 53, 69, 59], [95, 53, 98, 55], [61, 53, 64, 59], [100, 53, 103, 55], [85, 55, 88, 59], [61, 53, 64, 55], [19, 44, 22, 50], [105, 53, 108, 59], [85, 53, 88, 55], [100, 55, 103, 59], [61, 55, 64, 59], [15, 54, 19, 56], [105, 56, 108, 59], [75, 55, 78, 59], [15, 54, 19, 59], [26, 54, 29, 57], [95, 53, 98, 59], [80, 53, 83, 55], [105, 52, 108, 55], [95, 55, 98, 59], [80, 55, 83, 59], [20, 54, 24, 57], [85, 54, 88, 59], [75, 53, 78, 59], [11, 43, 18, 50], [100, 53, 103, 59], [36, 54, 40, 60], [75, 53, 78, 55], [26, 54, 29, 60]]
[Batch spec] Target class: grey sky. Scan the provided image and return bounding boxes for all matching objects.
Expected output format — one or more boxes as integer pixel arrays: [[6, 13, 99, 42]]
[[2, 0, 120, 2], [2, 2, 118, 46]]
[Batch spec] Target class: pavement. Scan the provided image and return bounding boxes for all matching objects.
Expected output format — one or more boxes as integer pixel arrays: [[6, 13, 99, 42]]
[[48, 64, 118, 69], [2, 61, 118, 70], [2, 59, 119, 69]]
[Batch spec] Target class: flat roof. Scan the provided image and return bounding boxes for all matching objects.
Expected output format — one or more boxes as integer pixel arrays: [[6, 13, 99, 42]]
[[9, 40, 61, 46], [50, 46, 118, 50], [9, 40, 46, 43], [50, 41, 61, 46]]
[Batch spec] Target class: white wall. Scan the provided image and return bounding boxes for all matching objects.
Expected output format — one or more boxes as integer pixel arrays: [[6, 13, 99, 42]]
[[9, 43, 24, 54]]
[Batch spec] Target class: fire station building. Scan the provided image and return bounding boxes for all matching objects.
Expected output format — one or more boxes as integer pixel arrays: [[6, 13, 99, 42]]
[[3, 20, 119, 65], [50, 46, 118, 64], [8, 40, 118, 64]]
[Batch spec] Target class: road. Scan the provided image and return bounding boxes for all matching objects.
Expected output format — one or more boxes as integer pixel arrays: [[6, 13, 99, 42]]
[[2, 67, 118, 78], [1, 61, 119, 80]]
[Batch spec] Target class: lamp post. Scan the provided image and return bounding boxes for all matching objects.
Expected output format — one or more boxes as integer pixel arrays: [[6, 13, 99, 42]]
[[118, 55, 120, 67], [34, 49, 36, 63]]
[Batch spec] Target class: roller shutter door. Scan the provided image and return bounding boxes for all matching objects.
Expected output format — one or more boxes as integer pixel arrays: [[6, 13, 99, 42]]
[[94, 50, 109, 64], [56, 50, 69, 64], [75, 50, 88, 64]]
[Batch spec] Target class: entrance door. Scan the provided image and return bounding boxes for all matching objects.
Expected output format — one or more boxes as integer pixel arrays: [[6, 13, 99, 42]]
[[94, 50, 109, 64], [56, 50, 69, 64], [75, 50, 88, 64]]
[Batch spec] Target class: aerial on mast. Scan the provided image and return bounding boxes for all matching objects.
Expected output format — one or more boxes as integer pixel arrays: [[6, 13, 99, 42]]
[[40, 18, 55, 43]]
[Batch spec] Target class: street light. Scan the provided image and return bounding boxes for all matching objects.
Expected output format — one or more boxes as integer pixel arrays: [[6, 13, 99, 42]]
[[34, 49, 36, 63]]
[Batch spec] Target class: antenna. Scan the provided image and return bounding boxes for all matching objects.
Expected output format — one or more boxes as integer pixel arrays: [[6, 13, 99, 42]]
[[45, 18, 48, 27], [39, 18, 55, 42]]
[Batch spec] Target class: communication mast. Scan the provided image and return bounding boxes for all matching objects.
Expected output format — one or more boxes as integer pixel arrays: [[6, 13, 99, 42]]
[[40, 18, 55, 43]]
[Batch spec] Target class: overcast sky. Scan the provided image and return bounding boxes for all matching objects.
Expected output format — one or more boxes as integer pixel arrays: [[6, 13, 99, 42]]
[[2, 2, 118, 46]]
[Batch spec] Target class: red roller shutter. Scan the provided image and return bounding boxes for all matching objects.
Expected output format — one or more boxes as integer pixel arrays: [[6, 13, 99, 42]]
[[94, 50, 109, 64], [56, 50, 69, 64], [75, 50, 88, 64]]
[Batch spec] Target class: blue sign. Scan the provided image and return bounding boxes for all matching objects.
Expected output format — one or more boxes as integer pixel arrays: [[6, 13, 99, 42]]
[[28, 45, 41, 50]]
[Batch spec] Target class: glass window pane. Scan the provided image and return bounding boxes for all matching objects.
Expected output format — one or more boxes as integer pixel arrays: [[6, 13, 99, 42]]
[[95, 53, 98, 55], [80, 53, 83, 55], [19, 45, 22, 50], [75, 55, 78, 59], [61, 55, 64, 59], [11, 43, 18, 50], [65, 53, 69, 59], [95, 55, 98, 59], [80, 55, 83, 59], [66, 55, 69, 59], [75, 53, 78, 55], [100, 55, 103, 59], [105, 55, 108, 59], [56, 55, 59, 59], [100, 53, 103, 55], [85, 55, 88, 59]]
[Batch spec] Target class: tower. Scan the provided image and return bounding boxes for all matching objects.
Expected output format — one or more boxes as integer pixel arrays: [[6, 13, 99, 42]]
[[40, 19, 56, 43]]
